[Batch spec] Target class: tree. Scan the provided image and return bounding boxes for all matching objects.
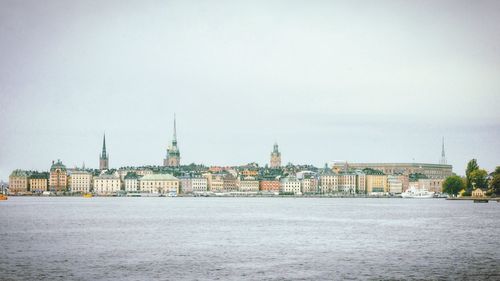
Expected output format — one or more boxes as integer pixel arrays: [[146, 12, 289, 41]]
[[490, 166, 500, 196], [442, 175, 465, 196], [465, 159, 479, 191], [469, 169, 488, 190]]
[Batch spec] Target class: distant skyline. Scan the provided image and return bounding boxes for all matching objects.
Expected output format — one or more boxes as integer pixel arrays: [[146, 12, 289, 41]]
[[1, 0, 499, 179]]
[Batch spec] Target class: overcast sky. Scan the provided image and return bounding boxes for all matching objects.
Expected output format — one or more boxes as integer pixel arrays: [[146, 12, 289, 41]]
[[1, 0, 499, 179]]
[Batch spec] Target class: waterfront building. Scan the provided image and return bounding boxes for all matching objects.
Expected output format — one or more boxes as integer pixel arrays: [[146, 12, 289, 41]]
[[124, 172, 140, 192], [29, 172, 49, 193], [270, 143, 281, 168], [140, 174, 179, 194], [319, 169, 339, 194], [222, 173, 238, 192], [93, 174, 121, 195], [355, 171, 367, 194], [69, 170, 93, 193], [338, 173, 357, 194], [366, 175, 388, 194], [332, 162, 452, 179], [99, 134, 109, 171], [238, 176, 260, 192], [180, 176, 208, 193], [418, 178, 445, 193], [164, 115, 180, 167], [259, 179, 280, 192], [280, 176, 301, 195], [301, 177, 319, 194], [205, 173, 223, 192], [49, 160, 68, 192], [387, 175, 403, 194], [9, 170, 30, 193]]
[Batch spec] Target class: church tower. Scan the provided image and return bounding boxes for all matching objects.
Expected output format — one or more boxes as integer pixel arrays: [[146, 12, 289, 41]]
[[439, 137, 447, 165], [164, 115, 180, 167], [270, 142, 281, 168], [99, 133, 109, 170]]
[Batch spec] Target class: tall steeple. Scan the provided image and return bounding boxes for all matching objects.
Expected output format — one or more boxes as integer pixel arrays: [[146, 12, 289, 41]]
[[99, 133, 109, 170], [173, 114, 177, 145], [164, 114, 180, 167], [439, 137, 447, 165], [101, 133, 107, 157]]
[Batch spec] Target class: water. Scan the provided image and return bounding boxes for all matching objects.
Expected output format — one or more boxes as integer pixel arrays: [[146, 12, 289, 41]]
[[1, 197, 499, 280]]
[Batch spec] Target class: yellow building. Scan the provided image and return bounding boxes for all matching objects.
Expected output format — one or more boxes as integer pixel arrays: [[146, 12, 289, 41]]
[[29, 173, 49, 193], [366, 175, 388, 194], [472, 188, 486, 198], [140, 174, 179, 194]]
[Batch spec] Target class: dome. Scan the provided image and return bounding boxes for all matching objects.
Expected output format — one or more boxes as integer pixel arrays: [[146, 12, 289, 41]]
[[50, 159, 67, 171]]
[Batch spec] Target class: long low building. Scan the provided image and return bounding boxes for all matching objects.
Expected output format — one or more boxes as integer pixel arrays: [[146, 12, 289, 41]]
[[332, 162, 452, 179]]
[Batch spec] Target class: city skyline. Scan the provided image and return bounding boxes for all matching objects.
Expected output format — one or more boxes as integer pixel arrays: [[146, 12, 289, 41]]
[[1, 1, 499, 179]]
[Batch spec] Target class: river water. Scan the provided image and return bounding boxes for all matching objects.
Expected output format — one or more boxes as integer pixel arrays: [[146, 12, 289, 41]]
[[0, 197, 499, 280]]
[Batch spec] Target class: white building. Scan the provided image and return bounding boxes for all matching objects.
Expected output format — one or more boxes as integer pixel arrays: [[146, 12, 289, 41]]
[[280, 176, 301, 195], [140, 174, 179, 195], [124, 173, 141, 192], [93, 174, 121, 195], [69, 170, 93, 193], [387, 175, 403, 194]]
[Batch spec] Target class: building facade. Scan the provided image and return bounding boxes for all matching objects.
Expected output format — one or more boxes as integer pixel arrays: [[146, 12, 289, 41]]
[[280, 176, 301, 194], [9, 170, 30, 193], [260, 179, 280, 192], [387, 175, 403, 194], [366, 175, 388, 194], [70, 170, 93, 193], [238, 176, 260, 192], [49, 160, 68, 192], [332, 162, 452, 179], [29, 173, 48, 193], [124, 172, 141, 192], [418, 178, 445, 193], [140, 174, 179, 194], [93, 174, 121, 195]]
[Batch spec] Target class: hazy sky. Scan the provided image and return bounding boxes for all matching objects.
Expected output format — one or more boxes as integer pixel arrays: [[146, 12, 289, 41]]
[[1, 0, 499, 179]]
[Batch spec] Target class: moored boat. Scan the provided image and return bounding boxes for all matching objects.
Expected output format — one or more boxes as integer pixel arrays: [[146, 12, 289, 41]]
[[83, 193, 93, 198], [0, 194, 8, 200], [401, 187, 435, 198]]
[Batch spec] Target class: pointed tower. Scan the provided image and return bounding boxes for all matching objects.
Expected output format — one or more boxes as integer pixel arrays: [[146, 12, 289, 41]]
[[439, 137, 447, 165], [270, 142, 281, 168], [164, 115, 180, 167], [99, 133, 109, 170]]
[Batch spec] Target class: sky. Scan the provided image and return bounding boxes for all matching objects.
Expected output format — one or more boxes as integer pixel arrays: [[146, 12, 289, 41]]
[[1, 0, 499, 179]]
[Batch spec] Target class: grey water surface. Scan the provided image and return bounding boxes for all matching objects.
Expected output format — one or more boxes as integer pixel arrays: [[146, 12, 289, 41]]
[[1, 197, 499, 280]]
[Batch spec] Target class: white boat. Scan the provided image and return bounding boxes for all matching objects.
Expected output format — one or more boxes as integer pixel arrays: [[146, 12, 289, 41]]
[[401, 187, 435, 198]]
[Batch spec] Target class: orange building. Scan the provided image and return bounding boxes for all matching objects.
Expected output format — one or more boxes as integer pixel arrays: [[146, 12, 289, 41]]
[[49, 160, 68, 192], [260, 180, 280, 192]]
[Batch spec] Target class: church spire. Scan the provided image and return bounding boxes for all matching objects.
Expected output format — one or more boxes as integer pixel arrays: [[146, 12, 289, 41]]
[[101, 133, 107, 157], [99, 133, 109, 170], [440, 137, 447, 164], [173, 113, 177, 143]]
